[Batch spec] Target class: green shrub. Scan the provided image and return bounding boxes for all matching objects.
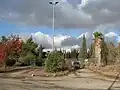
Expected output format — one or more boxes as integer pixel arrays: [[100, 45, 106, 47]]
[[20, 52, 35, 66], [35, 58, 45, 66], [45, 51, 65, 73]]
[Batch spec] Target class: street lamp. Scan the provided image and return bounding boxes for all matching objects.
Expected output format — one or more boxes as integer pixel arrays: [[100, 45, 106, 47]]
[[49, 1, 59, 51]]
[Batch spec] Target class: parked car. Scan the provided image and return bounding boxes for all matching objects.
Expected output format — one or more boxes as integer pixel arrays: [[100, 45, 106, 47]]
[[78, 58, 86, 69], [71, 61, 80, 69]]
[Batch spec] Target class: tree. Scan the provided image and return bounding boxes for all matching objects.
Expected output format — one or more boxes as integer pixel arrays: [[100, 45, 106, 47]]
[[38, 44, 44, 58], [0, 36, 8, 44], [93, 32, 103, 38], [93, 32, 108, 67], [0, 35, 22, 66], [21, 52, 35, 65], [88, 43, 95, 58], [45, 51, 65, 72], [101, 40, 108, 66], [71, 49, 78, 59], [20, 36, 38, 66], [58, 48, 63, 54], [78, 34, 87, 59], [35, 44, 46, 66], [78, 34, 87, 68]]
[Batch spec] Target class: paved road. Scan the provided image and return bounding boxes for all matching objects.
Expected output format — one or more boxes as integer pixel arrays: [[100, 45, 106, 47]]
[[0, 69, 120, 90]]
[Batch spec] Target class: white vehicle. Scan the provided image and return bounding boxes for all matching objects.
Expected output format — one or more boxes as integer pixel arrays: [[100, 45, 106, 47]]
[[71, 61, 80, 69]]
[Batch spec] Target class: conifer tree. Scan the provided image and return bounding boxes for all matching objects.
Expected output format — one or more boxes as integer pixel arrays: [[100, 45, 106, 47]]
[[20, 36, 38, 66], [38, 44, 44, 59], [78, 34, 87, 59]]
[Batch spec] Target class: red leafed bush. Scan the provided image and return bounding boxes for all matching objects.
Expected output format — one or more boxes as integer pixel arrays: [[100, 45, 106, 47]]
[[0, 37, 22, 65], [6, 38, 22, 54], [0, 44, 7, 64]]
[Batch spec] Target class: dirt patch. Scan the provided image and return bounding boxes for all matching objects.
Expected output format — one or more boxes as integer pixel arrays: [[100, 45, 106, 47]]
[[0, 66, 31, 73], [88, 64, 120, 79], [11, 68, 70, 78], [100, 64, 120, 72]]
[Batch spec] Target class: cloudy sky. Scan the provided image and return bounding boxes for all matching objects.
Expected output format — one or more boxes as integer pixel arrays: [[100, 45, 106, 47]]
[[0, 0, 120, 49]]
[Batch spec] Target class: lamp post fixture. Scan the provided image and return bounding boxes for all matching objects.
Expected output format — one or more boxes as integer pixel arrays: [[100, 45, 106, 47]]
[[49, 1, 59, 51]]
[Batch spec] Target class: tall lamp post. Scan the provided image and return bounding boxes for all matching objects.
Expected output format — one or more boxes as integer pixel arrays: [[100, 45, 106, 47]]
[[49, 1, 59, 51]]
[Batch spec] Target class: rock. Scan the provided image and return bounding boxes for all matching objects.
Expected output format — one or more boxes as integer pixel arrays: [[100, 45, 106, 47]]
[[45, 74, 49, 77], [31, 74, 35, 77], [53, 73, 57, 77]]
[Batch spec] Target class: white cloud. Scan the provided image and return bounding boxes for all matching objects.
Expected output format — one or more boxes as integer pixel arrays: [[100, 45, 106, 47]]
[[71, 45, 80, 49], [105, 32, 118, 37], [100, 9, 112, 16], [0, 0, 107, 29], [78, 0, 89, 8], [20, 31, 72, 49], [117, 36, 120, 43], [19, 31, 81, 49], [104, 32, 119, 44], [19, 31, 120, 52], [0, 0, 120, 31], [18, 32, 31, 41], [54, 35, 71, 47], [77, 32, 90, 39], [32, 32, 52, 48], [1, 0, 120, 52]]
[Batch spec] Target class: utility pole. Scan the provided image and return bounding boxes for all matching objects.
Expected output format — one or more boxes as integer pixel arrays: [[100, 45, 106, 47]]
[[49, 1, 59, 51]]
